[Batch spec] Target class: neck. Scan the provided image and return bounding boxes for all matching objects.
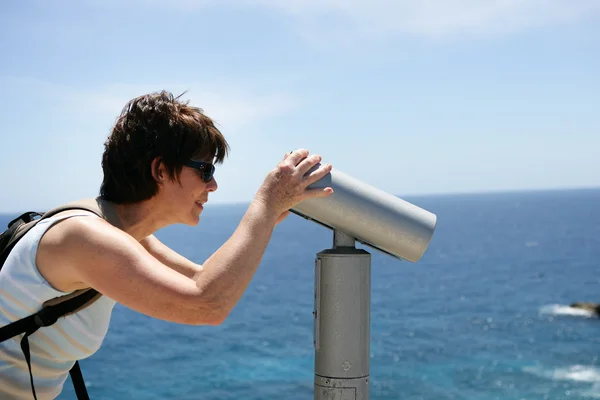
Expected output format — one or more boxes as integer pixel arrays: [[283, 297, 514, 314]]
[[104, 198, 170, 241]]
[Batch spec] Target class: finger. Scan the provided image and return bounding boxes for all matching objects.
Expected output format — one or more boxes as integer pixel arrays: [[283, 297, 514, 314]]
[[302, 163, 333, 186], [284, 148, 309, 166], [296, 154, 322, 176]]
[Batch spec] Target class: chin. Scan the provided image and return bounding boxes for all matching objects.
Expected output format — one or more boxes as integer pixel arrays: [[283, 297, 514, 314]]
[[182, 219, 200, 227], [187, 211, 201, 226], [174, 210, 201, 227]]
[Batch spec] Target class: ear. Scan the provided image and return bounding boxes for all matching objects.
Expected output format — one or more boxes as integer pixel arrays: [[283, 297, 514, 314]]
[[150, 157, 165, 184]]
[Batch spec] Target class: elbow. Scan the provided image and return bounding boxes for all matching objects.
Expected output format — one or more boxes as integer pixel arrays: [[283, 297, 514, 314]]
[[189, 297, 231, 326], [198, 306, 229, 326], [204, 311, 228, 326], [186, 309, 227, 326]]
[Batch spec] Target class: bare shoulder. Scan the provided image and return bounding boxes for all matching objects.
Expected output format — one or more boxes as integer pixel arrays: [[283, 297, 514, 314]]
[[36, 211, 136, 292]]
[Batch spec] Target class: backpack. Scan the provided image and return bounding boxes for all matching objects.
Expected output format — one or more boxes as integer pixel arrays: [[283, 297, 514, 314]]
[[0, 198, 115, 400]]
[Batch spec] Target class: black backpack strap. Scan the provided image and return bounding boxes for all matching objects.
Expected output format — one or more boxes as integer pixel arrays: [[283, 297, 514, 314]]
[[21, 329, 90, 400], [0, 289, 99, 400], [70, 361, 90, 400], [19, 339, 90, 400], [7, 211, 43, 227], [20, 330, 37, 399], [0, 289, 99, 342]]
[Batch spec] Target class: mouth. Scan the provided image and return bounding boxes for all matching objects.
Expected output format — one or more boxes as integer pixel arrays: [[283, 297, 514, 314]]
[[195, 200, 205, 209]]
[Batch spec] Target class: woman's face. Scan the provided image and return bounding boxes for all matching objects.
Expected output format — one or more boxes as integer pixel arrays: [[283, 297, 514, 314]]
[[159, 159, 219, 226]]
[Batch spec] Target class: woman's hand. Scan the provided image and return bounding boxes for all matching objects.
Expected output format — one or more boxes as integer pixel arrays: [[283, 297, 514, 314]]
[[254, 149, 334, 222]]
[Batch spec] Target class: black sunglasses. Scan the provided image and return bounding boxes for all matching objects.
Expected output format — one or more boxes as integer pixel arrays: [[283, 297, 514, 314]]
[[184, 160, 215, 183]]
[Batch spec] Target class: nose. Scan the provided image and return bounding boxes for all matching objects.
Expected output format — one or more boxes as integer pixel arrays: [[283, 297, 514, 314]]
[[206, 177, 218, 192]]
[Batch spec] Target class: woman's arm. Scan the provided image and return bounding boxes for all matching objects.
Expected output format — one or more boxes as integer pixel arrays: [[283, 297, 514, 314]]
[[140, 234, 203, 279]]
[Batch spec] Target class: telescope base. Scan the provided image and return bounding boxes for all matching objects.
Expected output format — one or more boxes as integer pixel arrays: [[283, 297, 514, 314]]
[[315, 375, 369, 400]]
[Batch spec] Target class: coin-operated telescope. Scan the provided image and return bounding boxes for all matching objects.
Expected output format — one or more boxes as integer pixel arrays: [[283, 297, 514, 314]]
[[291, 168, 437, 400]]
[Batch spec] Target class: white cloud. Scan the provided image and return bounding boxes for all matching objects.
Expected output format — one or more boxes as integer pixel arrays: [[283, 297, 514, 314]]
[[245, 0, 600, 39], [83, 84, 299, 135], [86, 0, 600, 39], [0, 76, 298, 133], [77, 0, 600, 39]]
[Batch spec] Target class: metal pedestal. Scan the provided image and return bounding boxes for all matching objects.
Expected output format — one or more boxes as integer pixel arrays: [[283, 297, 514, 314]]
[[314, 230, 371, 400]]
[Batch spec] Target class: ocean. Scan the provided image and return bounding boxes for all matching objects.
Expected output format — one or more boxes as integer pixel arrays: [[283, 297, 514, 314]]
[[1, 188, 600, 399]]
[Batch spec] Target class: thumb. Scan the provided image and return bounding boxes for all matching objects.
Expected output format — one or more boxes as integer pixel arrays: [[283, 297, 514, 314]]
[[305, 187, 334, 199]]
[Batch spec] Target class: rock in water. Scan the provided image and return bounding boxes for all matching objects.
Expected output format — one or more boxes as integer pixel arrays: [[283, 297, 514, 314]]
[[570, 302, 600, 316]]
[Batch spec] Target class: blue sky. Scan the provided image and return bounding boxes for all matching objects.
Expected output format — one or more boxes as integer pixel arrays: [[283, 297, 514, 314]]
[[1, 0, 598, 212]]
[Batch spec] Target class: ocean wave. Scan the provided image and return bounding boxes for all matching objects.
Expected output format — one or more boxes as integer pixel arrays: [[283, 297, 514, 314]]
[[524, 365, 600, 398], [539, 304, 597, 318], [524, 364, 600, 383]]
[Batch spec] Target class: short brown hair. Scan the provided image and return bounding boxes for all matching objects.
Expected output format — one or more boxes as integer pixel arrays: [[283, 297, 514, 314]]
[[100, 90, 229, 203]]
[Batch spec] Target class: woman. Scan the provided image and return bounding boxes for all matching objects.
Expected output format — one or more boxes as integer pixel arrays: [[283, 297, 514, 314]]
[[0, 90, 333, 399]]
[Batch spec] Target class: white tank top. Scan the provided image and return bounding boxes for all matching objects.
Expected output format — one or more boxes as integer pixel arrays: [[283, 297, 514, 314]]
[[0, 212, 116, 399]]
